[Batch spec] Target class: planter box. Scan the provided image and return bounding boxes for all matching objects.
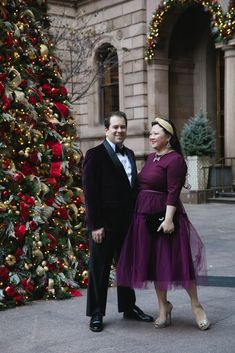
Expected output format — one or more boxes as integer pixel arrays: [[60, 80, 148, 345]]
[[186, 156, 213, 191]]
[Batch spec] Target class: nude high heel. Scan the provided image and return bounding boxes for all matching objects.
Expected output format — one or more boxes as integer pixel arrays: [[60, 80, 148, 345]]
[[154, 301, 173, 328], [192, 304, 210, 331]]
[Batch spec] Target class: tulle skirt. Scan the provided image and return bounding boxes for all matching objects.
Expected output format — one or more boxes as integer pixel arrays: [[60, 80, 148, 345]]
[[116, 190, 207, 291]]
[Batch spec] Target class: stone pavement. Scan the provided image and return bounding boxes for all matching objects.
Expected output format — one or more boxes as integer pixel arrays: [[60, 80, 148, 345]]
[[1, 203, 235, 353]]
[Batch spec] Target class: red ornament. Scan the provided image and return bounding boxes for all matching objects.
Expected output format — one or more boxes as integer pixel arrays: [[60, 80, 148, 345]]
[[21, 161, 38, 175], [4, 285, 17, 298], [29, 151, 39, 164], [83, 277, 88, 286], [70, 289, 82, 297], [0, 73, 7, 81], [47, 233, 57, 249], [0, 266, 9, 281], [15, 224, 27, 243], [2, 159, 10, 169], [3, 190, 9, 198], [30, 37, 38, 45], [51, 87, 59, 97], [13, 172, 24, 183], [50, 161, 61, 177], [20, 278, 34, 293], [28, 96, 37, 105], [0, 82, 5, 96], [57, 207, 68, 220], [4, 32, 13, 47], [54, 101, 69, 118], [41, 83, 52, 95], [20, 202, 30, 221], [19, 80, 27, 89], [52, 143, 62, 158], [21, 195, 35, 207], [16, 247, 23, 260], [29, 220, 37, 230], [2, 96, 10, 111], [60, 86, 68, 96], [5, 53, 11, 62], [75, 196, 82, 205], [78, 243, 86, 251], [44, 197, 55, 206]]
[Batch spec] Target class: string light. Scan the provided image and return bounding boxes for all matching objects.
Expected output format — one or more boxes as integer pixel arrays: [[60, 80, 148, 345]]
[[145, 0, 235, 61]]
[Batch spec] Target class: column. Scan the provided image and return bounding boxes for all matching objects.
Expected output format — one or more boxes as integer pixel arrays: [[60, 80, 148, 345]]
[[224, 42, 235, 159], [147, 58, 170, 121]]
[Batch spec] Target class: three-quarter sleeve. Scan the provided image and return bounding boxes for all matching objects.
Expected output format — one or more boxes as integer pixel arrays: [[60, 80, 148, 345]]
[[166, 154, 187, 206]]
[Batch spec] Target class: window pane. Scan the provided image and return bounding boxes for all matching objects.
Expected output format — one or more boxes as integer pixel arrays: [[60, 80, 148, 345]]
[[98, 44, 119, 122]]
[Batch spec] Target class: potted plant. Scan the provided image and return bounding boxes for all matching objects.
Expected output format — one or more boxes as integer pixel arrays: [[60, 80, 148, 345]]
[[180, 111, 216, 190]]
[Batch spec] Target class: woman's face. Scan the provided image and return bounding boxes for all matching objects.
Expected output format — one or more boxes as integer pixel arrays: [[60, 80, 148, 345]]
[[149, 124, 170, 152]]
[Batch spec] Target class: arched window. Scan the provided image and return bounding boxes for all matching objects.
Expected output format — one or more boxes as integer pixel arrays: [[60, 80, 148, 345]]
[[97, 44, 119, 122]]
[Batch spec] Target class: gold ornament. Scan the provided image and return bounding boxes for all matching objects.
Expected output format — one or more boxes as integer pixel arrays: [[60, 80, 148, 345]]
[[15, 90, 28, 105], [9, 67, 21, 89], [82, 270, 88, 278], [24, 262, 32, 270], [0, 202, 7, 211], [33, 249, 44, 260], [14, 51, 20, 60], [48, 278, 55, 296], [73, 152, 81, 161], [16, 21, 24, 31], [40, 182, 50, 195], [40, 44, 49, 57], [36, 265, 46, 276], [5, 254, 16, 266], [27, 50, 37, 60]]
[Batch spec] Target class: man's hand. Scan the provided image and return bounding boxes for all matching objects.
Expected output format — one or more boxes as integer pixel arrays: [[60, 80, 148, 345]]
[[92, 227, 105, 243]]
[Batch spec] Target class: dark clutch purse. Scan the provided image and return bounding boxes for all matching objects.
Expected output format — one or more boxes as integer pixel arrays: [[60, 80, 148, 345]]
[[144, 212, 165, 234]]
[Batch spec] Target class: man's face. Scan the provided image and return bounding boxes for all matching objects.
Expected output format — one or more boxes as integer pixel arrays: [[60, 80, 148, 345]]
[[105, 116, 127, 146]]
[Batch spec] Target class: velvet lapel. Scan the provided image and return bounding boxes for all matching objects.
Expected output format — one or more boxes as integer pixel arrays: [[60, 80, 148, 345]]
[[103, 140, 136, 187]]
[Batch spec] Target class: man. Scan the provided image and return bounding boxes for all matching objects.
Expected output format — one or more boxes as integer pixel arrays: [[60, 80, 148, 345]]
[[82, 111, 153, 332]]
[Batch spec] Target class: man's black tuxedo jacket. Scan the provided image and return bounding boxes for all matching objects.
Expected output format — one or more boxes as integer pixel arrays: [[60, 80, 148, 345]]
[[82, 140, 138, 234]]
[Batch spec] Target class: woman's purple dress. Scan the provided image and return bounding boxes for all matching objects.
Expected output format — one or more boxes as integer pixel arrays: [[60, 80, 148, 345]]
[[117, 151, 207, 291]]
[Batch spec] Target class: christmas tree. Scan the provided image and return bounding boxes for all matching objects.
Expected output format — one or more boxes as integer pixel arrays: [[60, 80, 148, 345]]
[[180, 111, 216, 157], [0, 0, 88, 309]]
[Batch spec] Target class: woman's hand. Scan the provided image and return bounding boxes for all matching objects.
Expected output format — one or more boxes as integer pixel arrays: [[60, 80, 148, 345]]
[[157, 205, 176, 234], [92, 227, 105, 243], [158, 219, 174, 234]]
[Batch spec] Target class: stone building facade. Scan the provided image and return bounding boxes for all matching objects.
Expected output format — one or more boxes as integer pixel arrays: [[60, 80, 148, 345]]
[[48, 0, 235, 174]]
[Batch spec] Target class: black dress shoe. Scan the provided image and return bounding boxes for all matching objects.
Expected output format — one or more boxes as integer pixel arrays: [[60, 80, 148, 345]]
[[123, 305, 153, 322], [89, 313, 103, 332]]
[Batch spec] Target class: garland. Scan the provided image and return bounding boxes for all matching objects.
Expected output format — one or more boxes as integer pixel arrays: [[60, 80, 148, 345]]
[[145, 0, 235, 61]]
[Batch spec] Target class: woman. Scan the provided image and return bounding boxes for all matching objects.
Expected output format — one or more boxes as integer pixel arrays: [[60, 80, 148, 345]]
[[117, 117, 210, 330]]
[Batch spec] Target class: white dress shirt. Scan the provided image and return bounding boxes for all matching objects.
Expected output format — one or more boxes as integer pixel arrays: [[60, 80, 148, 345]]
[[106, 139, 132, 185]]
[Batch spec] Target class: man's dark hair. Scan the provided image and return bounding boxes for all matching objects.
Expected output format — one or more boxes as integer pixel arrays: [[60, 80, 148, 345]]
[[104, 111, 127, 129]]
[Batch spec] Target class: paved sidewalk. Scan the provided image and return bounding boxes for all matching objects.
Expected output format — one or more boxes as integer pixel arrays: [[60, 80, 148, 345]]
[[1, 203, 235, 353]]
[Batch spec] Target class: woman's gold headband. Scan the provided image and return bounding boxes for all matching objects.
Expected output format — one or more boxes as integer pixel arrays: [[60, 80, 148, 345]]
[[154, 117, 174, 135]]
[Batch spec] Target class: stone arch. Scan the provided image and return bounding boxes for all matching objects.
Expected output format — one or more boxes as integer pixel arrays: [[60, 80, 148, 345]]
[[147, 2, 219, 148], [146, 0, 235, 61]]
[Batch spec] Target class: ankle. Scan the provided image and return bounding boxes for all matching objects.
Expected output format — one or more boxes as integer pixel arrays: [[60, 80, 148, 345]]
[[191, 301, 202, 309]]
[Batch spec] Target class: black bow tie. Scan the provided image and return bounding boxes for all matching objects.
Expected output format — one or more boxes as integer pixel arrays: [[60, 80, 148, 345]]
[[115, 145, 126, 156]]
